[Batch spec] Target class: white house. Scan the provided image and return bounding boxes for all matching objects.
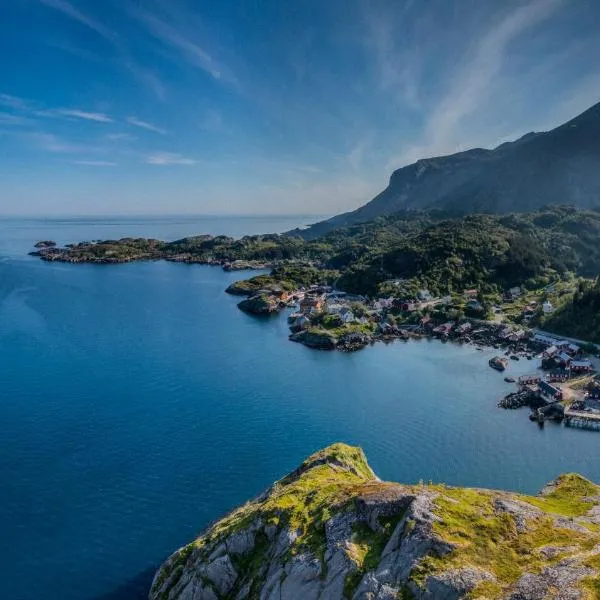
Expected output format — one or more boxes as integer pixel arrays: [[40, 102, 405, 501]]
[[542, 301, 554, 314]]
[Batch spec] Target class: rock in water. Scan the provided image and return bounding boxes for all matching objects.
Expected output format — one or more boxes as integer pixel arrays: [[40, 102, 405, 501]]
[[149, 444, 600, 600], [237, 294, 279, 315]]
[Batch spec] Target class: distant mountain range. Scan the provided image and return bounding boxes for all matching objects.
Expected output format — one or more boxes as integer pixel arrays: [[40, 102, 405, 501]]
[[296, 101, 600, 238]]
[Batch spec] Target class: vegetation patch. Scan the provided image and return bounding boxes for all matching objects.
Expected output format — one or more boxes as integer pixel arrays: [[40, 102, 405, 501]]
[[411, 484, 599, 597]]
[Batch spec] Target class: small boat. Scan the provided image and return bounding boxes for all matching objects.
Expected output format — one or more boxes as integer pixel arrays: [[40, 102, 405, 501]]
[[489, 356, 509, 371], [504, 376, 516, 383]]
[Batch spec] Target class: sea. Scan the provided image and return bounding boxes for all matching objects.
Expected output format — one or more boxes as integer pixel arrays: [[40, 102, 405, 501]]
[[1, 215, 599, 600]]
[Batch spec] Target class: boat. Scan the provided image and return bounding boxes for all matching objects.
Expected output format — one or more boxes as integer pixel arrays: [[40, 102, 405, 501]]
[[489, 356, 509, 371], [504, 376, 516, 383]]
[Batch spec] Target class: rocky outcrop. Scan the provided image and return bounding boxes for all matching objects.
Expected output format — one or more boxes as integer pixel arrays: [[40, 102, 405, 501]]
[[149, 445, 600, 600], [33, 240, 56, 249], [237, 294, 280, 315], [289, 329, 337, 349]]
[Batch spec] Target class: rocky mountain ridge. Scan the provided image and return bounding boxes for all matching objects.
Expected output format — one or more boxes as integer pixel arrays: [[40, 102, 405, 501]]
[[298, 101, 600, 239], [149, 443, 600, 599]]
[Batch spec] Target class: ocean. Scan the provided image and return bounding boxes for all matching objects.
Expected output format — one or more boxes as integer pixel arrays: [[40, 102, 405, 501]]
[[1, 215, 599, 600]]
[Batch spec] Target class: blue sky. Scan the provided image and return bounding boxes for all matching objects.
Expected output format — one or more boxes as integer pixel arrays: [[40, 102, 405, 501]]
[[1, 0, 599, 216]]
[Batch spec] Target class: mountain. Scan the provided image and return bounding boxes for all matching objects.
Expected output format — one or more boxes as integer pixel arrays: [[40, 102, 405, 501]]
[[297, 101, 600, 238], [150, 443, 600, 600]]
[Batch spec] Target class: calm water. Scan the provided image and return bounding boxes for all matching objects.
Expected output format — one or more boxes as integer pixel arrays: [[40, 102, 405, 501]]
[[2, 216, 599, 600]]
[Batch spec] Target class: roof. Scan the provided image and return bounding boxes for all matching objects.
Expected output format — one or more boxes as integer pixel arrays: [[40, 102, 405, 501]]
[[571, 360, 593, 369], [539, 380, 562, 397], [558, 352, 572, 363]]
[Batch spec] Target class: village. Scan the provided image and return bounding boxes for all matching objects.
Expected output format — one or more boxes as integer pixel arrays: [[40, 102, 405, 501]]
[[236, 279, 600, 431]]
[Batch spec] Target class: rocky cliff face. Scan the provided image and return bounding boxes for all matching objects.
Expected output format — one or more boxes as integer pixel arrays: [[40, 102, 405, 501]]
[[150, 444, 600, 600]]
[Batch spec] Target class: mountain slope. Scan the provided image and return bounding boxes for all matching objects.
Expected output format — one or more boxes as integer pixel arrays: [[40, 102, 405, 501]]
[[150, 443, 600, 600], [298, 101, 600, 238]]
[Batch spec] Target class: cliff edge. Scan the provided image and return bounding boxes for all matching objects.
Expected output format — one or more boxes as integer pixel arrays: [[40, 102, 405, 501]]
[[150, 443, 600, 599]]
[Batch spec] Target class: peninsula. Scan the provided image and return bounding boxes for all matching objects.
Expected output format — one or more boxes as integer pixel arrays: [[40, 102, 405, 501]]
[[150, 443, 600, 600]]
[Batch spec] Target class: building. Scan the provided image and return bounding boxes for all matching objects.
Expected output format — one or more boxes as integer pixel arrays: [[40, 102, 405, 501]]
[[464, 289, 478, 299], [533, 333, 559, 347], [542, 301, 555, 314], [417, 289, 432, 302], [300, 294, 324, 313], [571, 360, 593, 373], [539, 380, 563, 402]]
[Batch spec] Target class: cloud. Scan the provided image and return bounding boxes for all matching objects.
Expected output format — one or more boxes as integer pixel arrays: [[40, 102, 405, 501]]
[[27, 132, 101, 154], [133, 9, 233, 84], [73, 160, 117, 166], [37, 0, 115, 42], [0, 93, 31, 111], [361, 0, 420, 107], [53, 109, 113, 123], [0, 112, 31, 126], [389, 0, 564, 168], [127, 117, 167, 134], [145, 152, 196, 165]]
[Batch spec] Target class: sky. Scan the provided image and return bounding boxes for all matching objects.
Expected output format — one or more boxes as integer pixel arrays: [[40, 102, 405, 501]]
[[0, 0, 599, 216]]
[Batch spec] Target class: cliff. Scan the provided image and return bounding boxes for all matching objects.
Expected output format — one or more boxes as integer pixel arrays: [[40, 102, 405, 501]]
[[149, 444, 600, 600]]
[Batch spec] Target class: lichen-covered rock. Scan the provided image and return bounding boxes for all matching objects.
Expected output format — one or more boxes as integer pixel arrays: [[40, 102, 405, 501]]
[[150, 445, 600, 600]]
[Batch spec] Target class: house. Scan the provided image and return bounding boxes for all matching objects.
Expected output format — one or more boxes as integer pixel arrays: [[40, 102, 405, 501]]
[[464, 289, 478, 300], [557, 352, 572, 366], [533, 333, 559, 347], [539, 380, 563, 402], [543, 345, 559, 358], [566, 343, 581, 356], [587, 385, 600, 400], [418, 289, 432, 302], [373, 297, 394, 310], [326, 301, 346, 315], [509, 286, 522, 299], [542, 301, 555, 314], [420, 315, 432, 327], [571, 360, 593, 373], [300, 294, 324, 313], [339, 307, 355, 324]]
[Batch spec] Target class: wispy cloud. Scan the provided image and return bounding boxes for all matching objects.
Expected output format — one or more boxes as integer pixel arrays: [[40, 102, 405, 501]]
[[362, 0, 420, 107], [37, 0, 115, 42], [133, 9, 234, 84], [127, 117, 167, 135], [53, 109, 113, 123], [0, 93, 31, 111], [145, 152, 196, 165], [0, 112, 31, 126], [73, 160, 117, 166], [26, 132, 96, 154], [390, 0, 564, 167]]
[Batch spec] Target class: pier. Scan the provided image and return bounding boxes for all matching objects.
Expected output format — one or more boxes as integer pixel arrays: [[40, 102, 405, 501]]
[[564, 409, 600, 431]]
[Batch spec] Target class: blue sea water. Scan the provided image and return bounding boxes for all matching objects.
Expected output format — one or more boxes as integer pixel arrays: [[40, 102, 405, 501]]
[[1, 215, 600, 600]]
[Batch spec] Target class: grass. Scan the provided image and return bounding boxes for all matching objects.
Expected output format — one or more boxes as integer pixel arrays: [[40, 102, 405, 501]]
[[411, 479, 600, 599], [522, 473, 599, 517]]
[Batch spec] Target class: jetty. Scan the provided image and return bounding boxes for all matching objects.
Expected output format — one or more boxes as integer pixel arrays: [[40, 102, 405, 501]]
[[564, 409, 600, 431]]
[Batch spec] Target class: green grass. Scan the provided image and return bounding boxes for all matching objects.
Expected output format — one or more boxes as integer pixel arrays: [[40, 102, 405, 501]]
[[522, 473, 599, 517], [411, 481, 600, 599]]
